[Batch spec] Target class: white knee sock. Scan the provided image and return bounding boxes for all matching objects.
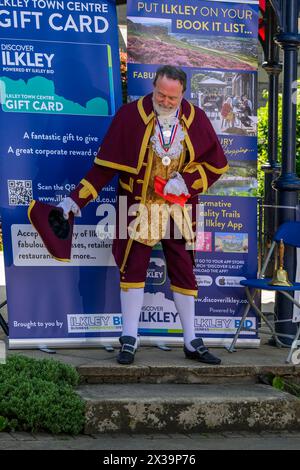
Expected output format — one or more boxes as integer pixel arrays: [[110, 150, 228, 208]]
[[120, 288, 144, 346], [173, 291, 196, 351]]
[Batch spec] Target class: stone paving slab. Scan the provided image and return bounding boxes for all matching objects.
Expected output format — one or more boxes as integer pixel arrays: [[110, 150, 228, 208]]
[[5, 340, 297, 367], [1, 431, 300, 450]]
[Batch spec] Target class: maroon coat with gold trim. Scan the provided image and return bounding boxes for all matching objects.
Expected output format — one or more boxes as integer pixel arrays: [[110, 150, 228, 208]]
[[71, 93, 228, 271]]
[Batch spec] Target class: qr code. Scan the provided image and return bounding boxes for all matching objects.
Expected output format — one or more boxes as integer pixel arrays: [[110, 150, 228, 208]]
[[8, 180, 33, 206]]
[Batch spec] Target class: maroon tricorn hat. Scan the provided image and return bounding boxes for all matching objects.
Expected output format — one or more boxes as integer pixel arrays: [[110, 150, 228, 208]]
[[28, 200, 74, 261]]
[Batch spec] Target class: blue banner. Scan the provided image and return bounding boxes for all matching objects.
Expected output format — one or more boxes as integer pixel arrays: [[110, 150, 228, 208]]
[[127, 0, 258, 70], [138, 196, 258, 345], [0, 1, 123, 347], [128, 0, 259, 38], [127, 0, 260, 346]]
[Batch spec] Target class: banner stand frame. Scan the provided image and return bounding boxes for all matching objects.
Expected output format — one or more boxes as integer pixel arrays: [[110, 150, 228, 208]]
[[0, 300, 8, 336]]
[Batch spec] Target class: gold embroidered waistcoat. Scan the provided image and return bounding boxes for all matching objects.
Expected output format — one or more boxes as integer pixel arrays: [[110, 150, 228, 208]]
[[132, 145, 193, 246]]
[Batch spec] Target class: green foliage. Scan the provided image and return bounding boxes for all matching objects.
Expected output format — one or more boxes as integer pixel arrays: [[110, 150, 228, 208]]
[[0, 355, 85, 434], [191, 73, 206, 92], [257, 86, 300, 197], [257, 90, 282, 197], [0, 416, 8, 431], [272, 375, 300, 397], [272, 375, 284, 391]]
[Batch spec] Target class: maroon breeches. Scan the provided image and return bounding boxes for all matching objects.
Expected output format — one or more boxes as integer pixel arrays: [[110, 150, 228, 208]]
[[120, 225, 198, 297]]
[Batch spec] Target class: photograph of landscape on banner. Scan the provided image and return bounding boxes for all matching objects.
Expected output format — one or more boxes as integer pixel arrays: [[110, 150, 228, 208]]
[[127, 16, 258, 71], [206, 159, 257, 197]]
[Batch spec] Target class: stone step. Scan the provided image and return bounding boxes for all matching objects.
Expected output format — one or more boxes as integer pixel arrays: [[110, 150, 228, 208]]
[[78, 362, 298, 385], [77, 383, 300, 434], [75, 345, 300, 385]]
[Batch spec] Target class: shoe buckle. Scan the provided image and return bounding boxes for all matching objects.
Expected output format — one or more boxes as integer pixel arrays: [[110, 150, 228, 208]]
[[121, 343, 135, 355], [196, 345, 208, 356]]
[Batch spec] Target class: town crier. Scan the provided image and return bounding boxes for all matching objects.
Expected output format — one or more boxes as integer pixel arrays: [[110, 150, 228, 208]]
[[59, 65, 229, 365]]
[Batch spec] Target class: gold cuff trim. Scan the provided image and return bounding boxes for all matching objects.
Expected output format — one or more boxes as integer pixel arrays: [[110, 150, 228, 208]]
[[202, 162, 229, 174], [170, 284, 198, 298], [79, 187, 90, 199], [197, 165, 208, 192], [79, 179, 98, 200], [120, 281, 145, 290], [183, 163, 198, 174], [184, 163, 208, 193], [51, 256, 70, 263], [94, 157, 139, 175], [119, 177, 134, 193], [27, 199, 36, 223], [191, 179, 203, 191]]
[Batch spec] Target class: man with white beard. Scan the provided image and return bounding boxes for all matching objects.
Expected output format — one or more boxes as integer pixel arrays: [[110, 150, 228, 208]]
[[58, 65, 229, 365]]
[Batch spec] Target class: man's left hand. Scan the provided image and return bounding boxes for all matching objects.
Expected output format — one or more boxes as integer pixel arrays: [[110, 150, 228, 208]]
[[163, 172, 189, 196]]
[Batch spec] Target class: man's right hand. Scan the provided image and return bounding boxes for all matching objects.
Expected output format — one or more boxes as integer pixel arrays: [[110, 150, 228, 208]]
[[57, 197, 81, 220]]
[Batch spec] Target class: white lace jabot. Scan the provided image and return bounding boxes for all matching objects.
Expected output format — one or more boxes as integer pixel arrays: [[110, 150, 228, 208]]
[[151, 112, 185, 160]]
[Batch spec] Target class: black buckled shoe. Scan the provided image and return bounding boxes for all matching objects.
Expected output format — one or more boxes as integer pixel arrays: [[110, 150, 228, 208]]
[[117, 335, 136, 365], [184, 338, 221, 365]]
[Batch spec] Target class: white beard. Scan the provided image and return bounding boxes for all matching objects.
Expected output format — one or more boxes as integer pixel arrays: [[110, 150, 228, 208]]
[[152, 99, 179, 118]]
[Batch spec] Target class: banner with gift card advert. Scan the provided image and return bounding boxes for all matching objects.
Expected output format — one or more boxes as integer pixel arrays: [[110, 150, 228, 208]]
[[0, 0, 123, 348]]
